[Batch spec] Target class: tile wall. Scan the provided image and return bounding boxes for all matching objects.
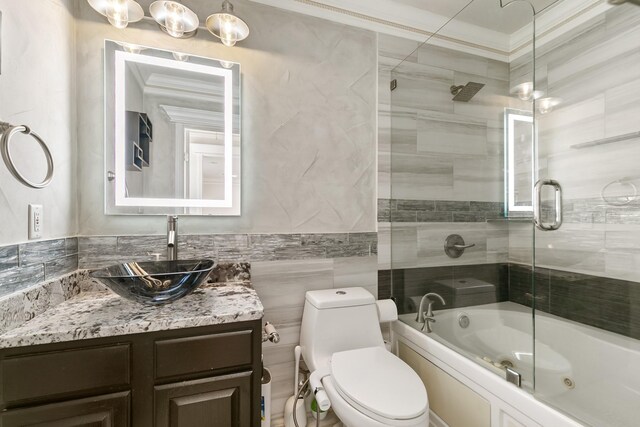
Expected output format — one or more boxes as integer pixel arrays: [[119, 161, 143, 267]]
[[377, 34, 514, 272], [0, 238, 79, 298], [508, 5, 640, 283]]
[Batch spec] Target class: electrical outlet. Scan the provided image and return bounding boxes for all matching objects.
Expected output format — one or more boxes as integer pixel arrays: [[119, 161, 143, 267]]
[[28, 204, 43, 240]]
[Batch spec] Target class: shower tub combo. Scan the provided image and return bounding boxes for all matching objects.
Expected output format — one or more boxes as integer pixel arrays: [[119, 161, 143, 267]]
[[393, 302, 640, 427]]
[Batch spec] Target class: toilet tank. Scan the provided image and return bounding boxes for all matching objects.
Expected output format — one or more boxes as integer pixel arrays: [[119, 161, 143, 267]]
[[300, 287, 385, 371]]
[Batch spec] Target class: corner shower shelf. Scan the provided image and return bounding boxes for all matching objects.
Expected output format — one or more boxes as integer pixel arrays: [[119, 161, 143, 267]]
[[570, 131, 640, 150]]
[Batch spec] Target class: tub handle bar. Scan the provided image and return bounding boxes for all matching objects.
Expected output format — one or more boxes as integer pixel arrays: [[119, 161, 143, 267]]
[[533, 179, 563, 231], [453, 243, 476, 249]]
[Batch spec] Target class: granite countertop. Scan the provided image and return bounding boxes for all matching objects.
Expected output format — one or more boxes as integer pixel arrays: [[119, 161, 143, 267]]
[[0, 266, 264, 349]]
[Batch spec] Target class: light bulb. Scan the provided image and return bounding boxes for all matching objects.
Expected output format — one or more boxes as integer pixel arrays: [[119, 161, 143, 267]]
[[511, 82, 544, 101], [219, 60, 234, 69], [106, 0, 129, 29], [88, 0, 143, 28], [220, 15, 238, 47], [173, 52, 189, 61], [206, 1, 249, 47], [537, 97, 562, 114], [165, 2, 186, 38]]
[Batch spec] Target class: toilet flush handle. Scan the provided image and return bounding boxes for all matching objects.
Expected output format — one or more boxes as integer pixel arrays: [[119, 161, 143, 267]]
[[309, 367, 331, 412]]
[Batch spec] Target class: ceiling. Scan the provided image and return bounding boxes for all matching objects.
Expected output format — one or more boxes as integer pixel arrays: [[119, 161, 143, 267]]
[[393, 0, 560, 34], [392, 0, 560, 34]]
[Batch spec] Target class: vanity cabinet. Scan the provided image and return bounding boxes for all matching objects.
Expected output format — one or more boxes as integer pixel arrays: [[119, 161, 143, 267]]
[[0, 320, 261, 426]]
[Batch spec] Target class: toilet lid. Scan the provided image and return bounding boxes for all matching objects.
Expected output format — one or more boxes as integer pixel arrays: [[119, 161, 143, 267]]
[[330, 347, 428, 421]]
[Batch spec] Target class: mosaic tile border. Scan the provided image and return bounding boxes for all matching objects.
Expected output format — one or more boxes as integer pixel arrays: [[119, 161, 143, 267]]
[[78, 233, 378, 269], [0, 238, 79, 298], [378, 199, 504, 223]]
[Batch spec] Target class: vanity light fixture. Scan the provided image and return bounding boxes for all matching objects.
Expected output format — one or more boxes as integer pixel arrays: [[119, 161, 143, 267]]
[[206, 0, 250, 47], [88, 0, 144, 29], [510, 82, 544, 101], [149, 1, 199, 38], [537, 97, 562, 114]]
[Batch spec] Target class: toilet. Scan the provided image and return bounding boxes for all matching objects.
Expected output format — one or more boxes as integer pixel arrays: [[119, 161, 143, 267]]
[[300, 287, 429, 427]]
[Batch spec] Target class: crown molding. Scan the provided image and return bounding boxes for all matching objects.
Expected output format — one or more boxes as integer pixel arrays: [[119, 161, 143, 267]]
[[249, 0, 611, 63]]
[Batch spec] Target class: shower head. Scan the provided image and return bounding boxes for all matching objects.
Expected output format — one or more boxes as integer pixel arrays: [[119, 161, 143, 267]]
[[450, 82, 485, 102], [608, 0, 640, 5]]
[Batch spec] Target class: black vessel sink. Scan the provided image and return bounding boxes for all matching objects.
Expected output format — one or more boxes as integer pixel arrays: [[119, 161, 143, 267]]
[[90, 259, 216, 305]]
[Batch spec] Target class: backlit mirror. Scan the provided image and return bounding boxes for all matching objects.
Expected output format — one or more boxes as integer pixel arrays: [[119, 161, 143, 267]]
[[504, 108, 534, 216], [104, 40, 241, 215]]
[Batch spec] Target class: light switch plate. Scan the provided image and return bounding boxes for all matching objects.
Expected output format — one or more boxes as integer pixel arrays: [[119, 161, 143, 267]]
[[28, 204, 43, 240]]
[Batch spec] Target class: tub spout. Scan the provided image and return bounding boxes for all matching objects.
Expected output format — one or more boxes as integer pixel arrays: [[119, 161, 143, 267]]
[[416, 292, 446, 333]]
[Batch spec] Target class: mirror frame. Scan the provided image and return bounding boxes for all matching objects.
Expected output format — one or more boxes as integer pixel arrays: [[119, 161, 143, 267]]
[[104, 40, 241, 216]]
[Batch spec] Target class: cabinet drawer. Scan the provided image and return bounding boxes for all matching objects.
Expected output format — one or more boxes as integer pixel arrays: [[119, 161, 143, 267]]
[[1, 391, 130, 427], [155, 372, 252, 427], [155, 331, 253, 380], [1, 344, 130, 405]]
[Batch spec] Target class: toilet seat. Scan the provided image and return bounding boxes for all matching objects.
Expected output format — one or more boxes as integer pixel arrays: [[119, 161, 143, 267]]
[[330, 347, 428, 425]]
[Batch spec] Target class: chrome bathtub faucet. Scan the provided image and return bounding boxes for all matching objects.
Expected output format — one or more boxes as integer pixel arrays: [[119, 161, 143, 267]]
[[416, 293, 446, 333]]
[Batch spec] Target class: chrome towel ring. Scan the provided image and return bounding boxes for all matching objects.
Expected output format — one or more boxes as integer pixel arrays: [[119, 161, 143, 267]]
[[0, 121, 54, 189]]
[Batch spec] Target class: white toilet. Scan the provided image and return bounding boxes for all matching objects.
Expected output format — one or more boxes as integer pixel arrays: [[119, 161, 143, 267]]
[[300, 287, 429, 427]]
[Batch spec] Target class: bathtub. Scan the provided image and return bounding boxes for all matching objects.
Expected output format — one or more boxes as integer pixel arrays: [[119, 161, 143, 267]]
[[394, 301, 640, 427]]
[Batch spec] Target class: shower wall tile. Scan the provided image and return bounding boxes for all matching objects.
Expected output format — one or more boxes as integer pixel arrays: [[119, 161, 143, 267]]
[[548, 269, 640, 340], [389, 60, 455, 113], [508, 263, 551, 313], [384, 263, 508, 315], [381, 261, 640, 341], [379, 33, 508, 208], [417, 113, 488, 156]]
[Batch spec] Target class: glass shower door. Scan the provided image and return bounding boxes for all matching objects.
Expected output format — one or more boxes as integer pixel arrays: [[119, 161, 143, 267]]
[[387, 0, 538, 387], [532, 1, 640, 426]]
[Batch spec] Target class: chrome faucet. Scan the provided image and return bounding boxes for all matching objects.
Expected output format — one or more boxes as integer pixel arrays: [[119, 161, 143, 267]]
[[416, 292, 446, 333], [167, 216, 178, 261]]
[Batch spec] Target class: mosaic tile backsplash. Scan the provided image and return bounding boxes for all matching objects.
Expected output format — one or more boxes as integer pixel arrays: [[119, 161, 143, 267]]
[[0, 238, 79, 298]]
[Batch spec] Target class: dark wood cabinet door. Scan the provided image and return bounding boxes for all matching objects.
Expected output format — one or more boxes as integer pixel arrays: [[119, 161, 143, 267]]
[[1, 392, 130, 427], [155, 371, 252, 427]]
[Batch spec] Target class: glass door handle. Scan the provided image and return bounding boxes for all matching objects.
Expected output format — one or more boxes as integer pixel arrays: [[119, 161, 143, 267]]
[[533, 179, 563, 231]]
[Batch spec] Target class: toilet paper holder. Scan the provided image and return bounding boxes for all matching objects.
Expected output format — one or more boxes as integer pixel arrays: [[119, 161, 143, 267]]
[[262, 322, 280, 343]]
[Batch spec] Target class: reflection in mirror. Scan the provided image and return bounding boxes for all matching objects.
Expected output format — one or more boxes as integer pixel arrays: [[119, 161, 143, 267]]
[[504, 109, 534, 215], [104, 40, 240, 215]]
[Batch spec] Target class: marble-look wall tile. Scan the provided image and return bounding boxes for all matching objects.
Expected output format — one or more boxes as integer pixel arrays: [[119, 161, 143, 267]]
[[252, 259, 334, 327], [379, 33, 508, 206], [0, 0, 77, 244], [333, 256, 378, 296]]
